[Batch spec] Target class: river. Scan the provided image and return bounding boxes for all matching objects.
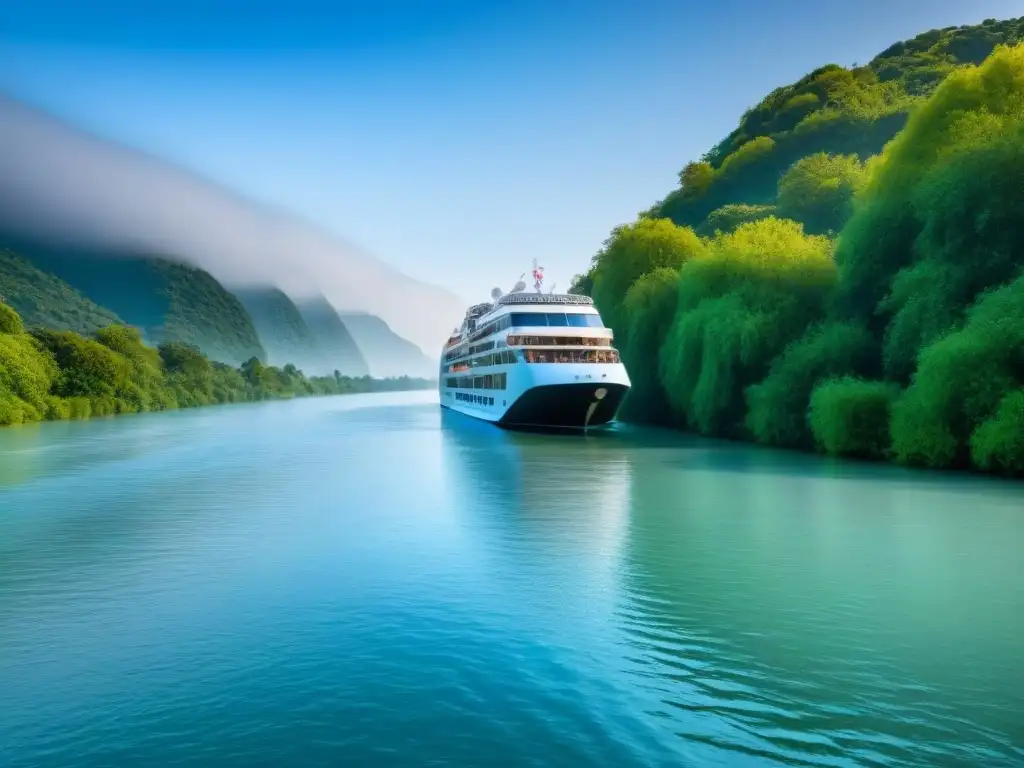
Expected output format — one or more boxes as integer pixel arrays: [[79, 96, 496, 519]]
[[1, 391, 1021, 767]]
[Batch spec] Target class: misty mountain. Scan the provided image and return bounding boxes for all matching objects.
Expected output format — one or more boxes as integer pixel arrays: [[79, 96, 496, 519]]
[[15, 245, 265, 365], [338, 311, 435, 379], [234, 287, 319, 368], [0, 247, 123, 335], [295, 296, 370, 377], [0, 94, 464, 355]]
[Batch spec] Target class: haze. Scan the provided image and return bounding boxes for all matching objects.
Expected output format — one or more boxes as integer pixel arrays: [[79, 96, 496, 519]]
[[0, 95, 462, 354]]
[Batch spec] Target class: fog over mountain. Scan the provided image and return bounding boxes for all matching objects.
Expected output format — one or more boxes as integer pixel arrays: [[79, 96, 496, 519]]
[[0, 94, 462, 354]]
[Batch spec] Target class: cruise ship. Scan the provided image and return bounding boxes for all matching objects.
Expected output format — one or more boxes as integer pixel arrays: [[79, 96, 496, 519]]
[[438, 263, 631, 429]]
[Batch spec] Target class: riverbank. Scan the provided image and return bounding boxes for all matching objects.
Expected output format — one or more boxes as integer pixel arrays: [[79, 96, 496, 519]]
[[0, 301, 434, 428], [571, 40, 1024, 478]]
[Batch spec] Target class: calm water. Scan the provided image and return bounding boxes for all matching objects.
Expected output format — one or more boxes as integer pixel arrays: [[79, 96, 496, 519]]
[[1, 391, 1022, 768]]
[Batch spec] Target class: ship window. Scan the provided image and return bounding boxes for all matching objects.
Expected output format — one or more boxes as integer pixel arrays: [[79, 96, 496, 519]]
[[563, 314, 601, 328], [519, 349, 620, 364], [566, 313, 588, 327], [509, 312, 603, 329]]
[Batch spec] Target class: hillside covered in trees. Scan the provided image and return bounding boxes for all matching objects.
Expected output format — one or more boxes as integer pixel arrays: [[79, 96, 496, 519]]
[[0, 241, 432, 378], [16, 247, 266, 366], [572, 18, 1024, 476], [234, 286, 320, 369], [296, 296, 371, 377], [0, 248, 123, 334], [0, 300, 433, 427]]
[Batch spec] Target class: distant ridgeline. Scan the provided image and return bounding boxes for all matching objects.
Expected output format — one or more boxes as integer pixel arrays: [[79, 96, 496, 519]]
[[294, 296, 371, 378], [570, 17, 1024, 476], [337, 311, 434, 379], [0, 239, 432, 380], [0, 298, 434, 428], [232, 288, 428, 378], [234, 287, 324, 372]]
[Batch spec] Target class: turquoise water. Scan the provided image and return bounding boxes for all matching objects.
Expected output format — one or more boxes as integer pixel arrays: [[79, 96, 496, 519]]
[[1, 391, 1022, 767]]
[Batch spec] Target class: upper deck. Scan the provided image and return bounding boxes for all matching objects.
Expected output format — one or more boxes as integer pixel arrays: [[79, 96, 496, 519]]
[[441, 293, 612, 366], [443, 293, 599, 349]]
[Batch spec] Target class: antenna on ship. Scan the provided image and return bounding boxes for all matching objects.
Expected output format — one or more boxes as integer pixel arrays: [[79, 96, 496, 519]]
[[531, 259, 545, 294]]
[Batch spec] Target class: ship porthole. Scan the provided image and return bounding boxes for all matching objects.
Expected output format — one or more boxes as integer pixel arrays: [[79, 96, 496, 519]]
[[595, 388, 607, 400]]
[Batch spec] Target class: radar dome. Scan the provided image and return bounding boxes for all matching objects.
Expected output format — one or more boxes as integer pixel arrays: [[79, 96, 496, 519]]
[[510, 280, 527, 293], [490, 287, 503, 300]]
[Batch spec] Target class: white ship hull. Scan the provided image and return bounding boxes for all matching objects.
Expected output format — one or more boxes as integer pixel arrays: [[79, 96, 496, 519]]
[[440, 364, 630, 430], [439, 360, 631, 429]]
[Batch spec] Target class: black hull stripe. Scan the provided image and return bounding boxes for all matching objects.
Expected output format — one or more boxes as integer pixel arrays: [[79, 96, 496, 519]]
[[498, 383, 629, 429]]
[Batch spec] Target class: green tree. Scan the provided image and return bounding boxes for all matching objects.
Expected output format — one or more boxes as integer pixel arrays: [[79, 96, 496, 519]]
[[808, 377, 899, 458], [745, 322, 875, 448], [658, 218, 836, 435], [619, 267, 681, 423], [703, 204, 776, 234], [32, 329, 131, 400], [890, 275, 1024, 468], [678, 161, 715, 199], [776, 152, 865, 234], [970, 390, 1024, 474], [835, 44, 1024, 325], [590, 217, 706, 341], [0, 301, 25, 334]]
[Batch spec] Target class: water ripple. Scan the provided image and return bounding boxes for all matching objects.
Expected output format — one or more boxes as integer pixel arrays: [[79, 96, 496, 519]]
[[1, 393, 1022, 767]]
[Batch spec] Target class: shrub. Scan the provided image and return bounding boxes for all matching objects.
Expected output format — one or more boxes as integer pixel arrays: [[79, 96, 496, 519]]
[[890, 276, 1024, 468], [0, 302, 25, 334], [776, 152, 865, 235], [590, 218, 706, 339], [619, 267, 681, 423], [703, 204, 776, 234], [808, 377, 899, 458], [745, 322, 875, 448], [970, 390, 1024, 474]]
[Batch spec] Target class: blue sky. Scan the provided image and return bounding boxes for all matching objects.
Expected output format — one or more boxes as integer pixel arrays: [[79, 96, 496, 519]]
[[0, 0, 1020, 303]]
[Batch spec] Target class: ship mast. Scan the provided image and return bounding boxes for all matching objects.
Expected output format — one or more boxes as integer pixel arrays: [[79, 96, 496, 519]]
[[531, 259, 545, 294]]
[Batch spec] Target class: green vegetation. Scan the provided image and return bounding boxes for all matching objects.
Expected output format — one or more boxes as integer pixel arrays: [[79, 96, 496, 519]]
[[574, 20, 1024, 477], [0, 248, 123, 334], [809, 378, 899, 459], [628, 17, 1024, 236], [0, 301, 433, 428], [13, 248, 266, 365], [235, 287, 319, 369], [703, 203, 776, 235]]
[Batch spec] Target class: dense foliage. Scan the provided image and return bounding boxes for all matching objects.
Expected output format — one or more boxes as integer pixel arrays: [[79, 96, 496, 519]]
[[0, 249, 123, 334], [0, 302, 433, 428], [9, 247, 266, 366], [618, 18, 1024, 237], [574, 24, 1024, 476]]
